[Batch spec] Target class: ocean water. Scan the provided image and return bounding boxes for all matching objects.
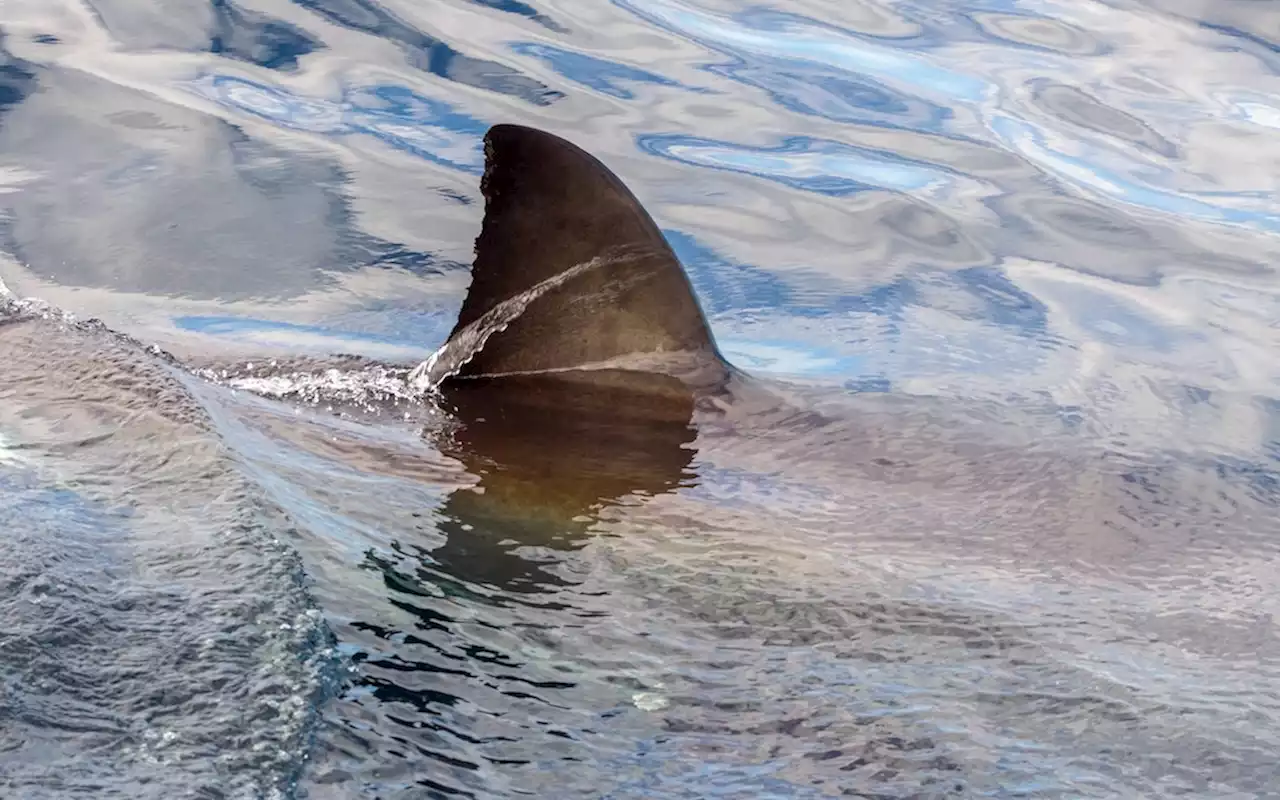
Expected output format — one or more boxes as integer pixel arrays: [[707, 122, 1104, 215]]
[[0, 0, 1278, 797]]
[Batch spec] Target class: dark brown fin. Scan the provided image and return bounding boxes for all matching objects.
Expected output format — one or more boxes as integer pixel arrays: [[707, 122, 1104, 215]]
[[444, 124, 727, 384], [422, 125, 724, 592]]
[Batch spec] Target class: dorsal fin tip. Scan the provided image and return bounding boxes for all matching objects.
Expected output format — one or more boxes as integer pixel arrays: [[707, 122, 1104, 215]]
[[444, 123, 727, 387]]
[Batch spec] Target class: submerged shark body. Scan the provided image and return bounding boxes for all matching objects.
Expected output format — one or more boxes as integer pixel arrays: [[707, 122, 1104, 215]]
[[165, 123, 1266, 596], [372, 126, 1222, 579]]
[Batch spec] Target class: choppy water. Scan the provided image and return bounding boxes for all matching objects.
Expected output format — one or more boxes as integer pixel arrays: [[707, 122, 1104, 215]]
[[0, 0, 1278, 797]]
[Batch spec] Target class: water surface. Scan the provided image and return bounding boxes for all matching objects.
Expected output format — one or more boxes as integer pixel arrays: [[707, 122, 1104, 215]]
[[0, 0, 1278, 797]]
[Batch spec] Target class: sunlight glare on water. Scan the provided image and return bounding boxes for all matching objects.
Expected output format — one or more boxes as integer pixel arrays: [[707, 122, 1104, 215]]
[[0, 0, 1278, 797]]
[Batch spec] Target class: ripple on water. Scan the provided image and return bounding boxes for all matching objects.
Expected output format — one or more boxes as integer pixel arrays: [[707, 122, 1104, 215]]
[[1027, 78, 1178, 158], [967, 10, 1108, 56], [290, 0, 563, 105]]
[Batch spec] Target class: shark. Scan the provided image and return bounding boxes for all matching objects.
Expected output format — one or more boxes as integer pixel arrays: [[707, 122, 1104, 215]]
[[331, 124, 1202, 590]]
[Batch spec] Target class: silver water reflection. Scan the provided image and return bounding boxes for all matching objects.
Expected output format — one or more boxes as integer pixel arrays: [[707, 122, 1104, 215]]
[[0, 0, 1277, 797]]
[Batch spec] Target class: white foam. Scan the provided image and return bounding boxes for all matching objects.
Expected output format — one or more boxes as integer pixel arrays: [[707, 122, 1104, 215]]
[[0, 431, 28, 467]]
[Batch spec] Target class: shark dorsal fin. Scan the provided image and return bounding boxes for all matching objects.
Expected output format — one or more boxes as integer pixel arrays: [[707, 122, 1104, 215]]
[[445, 124, 726, 384]]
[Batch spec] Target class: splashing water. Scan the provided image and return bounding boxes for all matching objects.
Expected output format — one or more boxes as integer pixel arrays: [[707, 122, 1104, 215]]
[[182, 255, 632, 410], [195, 363, 424, 409], [187, 247, 715, 411], [406, 255, 621, 393], [0, 277, 52, 320]]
